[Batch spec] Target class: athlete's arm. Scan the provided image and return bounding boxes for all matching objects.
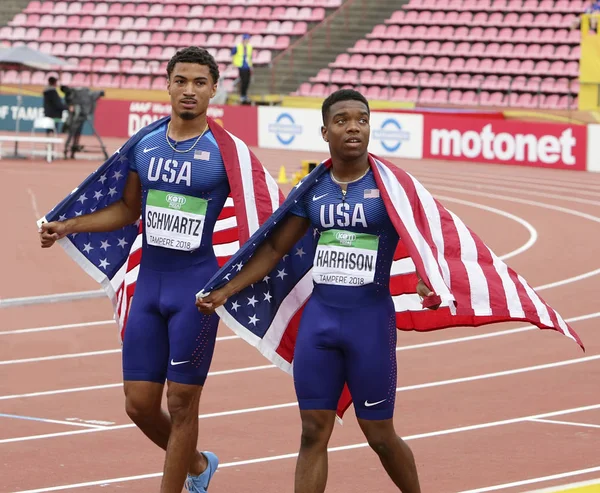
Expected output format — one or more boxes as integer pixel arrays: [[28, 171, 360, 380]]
[[196, 213, 310, 314], [39, 171, 142, 248]]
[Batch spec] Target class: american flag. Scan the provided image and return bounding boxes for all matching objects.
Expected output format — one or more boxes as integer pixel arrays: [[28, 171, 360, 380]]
[[38, 116, 283, 341], [200, 153, 584, 420]]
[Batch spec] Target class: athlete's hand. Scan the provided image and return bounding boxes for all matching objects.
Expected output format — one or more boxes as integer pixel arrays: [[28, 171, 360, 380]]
[[196, 288, 229, 315], [417, 279, 441, 310], [39, 221, 70, 248]]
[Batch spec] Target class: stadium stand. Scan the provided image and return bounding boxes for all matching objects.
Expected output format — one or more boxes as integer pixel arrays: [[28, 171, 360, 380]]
[[0, 0, 342, 93], [0, 0, 585, 109], [295, 0, 583, 109]]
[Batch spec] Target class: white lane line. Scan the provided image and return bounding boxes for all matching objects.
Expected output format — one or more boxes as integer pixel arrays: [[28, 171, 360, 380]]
[[0, 383, 123, 401], [27, 188, 41, 219], [415, 169, 600, 198], [0, 349, 121, 365], [528, 418, 600, 430], [0, 332, 242, 364], [0, 319, 242, 343], [526, 478, 600, 492], [396, 355, 600, 393], [423, 176, 600, 207], [0, 320, 114, 336], [425, 184, 600, 225], [11, 403, 600, 492], [0, 290, 104, 308], [1, 311, 598, 402], [0, 413, 108, 429], [436, 195, 538, 260], [458, 466, 600, 493], [397, 311, 600, 352], [2, 353, 599, 444], [0, 363, 279, 402], [414, 165, 600, 190]]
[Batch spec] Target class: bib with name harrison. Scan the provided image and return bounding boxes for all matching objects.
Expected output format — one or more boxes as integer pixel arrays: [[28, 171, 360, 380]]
[[145, 189, 207, 252], [313, 229, 379, 287]]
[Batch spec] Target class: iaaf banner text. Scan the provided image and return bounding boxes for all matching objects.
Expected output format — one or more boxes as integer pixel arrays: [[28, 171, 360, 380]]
[[423, 115, 587, 170], [94, 99, 258, 146]]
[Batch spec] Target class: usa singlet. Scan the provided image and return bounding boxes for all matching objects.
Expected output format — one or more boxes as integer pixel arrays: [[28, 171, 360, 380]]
[[289, 167, 400, 420], [122, 121, 229, 386]]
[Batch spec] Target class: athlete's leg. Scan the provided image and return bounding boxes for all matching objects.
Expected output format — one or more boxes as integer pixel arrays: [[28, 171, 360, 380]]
[[344, 298, 421, 493], [357, 418, 420, 493], [121, 268, 209, 491], [293, 298, 345, 493], [162, 265, 220, 493], [295, 410, 336, 493]]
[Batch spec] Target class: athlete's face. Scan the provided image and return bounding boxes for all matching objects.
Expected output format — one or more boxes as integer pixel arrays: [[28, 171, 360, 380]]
[[167, 63, 217, 121], [322, 100, 370, 160]]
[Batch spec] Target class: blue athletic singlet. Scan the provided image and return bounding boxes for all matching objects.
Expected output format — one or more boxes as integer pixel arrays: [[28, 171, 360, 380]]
[[122, 121, 229, 386], [289, 168, 400, 420], [129, 122, 230, 271]]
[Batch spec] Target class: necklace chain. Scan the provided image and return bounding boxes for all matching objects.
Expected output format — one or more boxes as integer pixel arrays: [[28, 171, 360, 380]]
[[166, 121, 209, 153], [330, 167, 370, 185]]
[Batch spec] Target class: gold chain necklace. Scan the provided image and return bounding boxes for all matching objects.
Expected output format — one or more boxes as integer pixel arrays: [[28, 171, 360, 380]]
[[166, 121, 209, 153]]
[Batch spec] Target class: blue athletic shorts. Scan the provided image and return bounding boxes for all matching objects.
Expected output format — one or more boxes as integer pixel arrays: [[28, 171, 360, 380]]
[[121, 261, 219, 386], [293, 294, 397, 420]]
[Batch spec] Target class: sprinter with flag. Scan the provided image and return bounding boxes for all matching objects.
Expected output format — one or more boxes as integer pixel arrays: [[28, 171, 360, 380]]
[[196, 89, 582, 493], [38, 47, 283, 493]]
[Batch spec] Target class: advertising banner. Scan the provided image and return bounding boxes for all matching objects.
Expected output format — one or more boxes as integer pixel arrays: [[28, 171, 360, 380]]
[[423, 115, 587, 170], [259, 106, 424, 159], [94, 99, 258, 145]]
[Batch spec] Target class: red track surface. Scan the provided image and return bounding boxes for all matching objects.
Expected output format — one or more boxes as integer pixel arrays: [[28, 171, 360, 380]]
[[1, 143, 599, 493]]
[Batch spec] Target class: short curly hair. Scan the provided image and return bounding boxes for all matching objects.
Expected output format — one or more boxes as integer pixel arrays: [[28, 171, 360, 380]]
[[166, 47, 220, 84], [321, 89, 369, 124]]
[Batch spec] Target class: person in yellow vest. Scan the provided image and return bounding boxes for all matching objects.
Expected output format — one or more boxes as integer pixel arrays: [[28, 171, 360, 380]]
[[231, 33, 253, 104]]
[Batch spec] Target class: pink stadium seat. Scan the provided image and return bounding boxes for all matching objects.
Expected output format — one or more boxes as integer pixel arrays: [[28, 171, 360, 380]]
[[485, 43, 501, 56], [518, 59, 534, 74], [2, 1, 583, 98]]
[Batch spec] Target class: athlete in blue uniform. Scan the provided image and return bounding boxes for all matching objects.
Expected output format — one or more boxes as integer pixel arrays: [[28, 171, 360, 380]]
[[198, 90, 434, 493], [39, 47, 228, 493]]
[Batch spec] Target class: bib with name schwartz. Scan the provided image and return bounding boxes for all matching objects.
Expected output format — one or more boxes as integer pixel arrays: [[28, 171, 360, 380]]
[[145, 189, 207, 252], [313, 229, 379, 287]]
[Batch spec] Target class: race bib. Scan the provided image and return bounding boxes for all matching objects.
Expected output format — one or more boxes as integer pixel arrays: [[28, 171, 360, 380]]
[[312, 229, 379, 287], [145, 190, 207, 251]]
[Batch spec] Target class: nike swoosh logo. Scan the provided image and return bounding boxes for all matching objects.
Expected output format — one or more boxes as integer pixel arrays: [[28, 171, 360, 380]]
[[364, 399, 386, 407], [143, 146, 159, 153], [170, 359, 190, 366], [312, 193, 328, 201]]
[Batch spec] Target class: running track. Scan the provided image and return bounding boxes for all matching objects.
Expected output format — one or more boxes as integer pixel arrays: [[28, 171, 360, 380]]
[[1, 145, 599, 493]]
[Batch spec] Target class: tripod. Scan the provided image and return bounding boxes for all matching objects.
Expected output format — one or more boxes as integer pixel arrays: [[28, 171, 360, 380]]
[[63, 105, 109, 160]]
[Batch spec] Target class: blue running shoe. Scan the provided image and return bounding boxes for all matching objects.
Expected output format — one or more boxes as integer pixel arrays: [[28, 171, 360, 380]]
[[185, 451, 219, 493]]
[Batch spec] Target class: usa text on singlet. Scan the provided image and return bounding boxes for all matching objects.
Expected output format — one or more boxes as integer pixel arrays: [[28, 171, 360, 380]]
[[313, 229, 379, 287], [145, 190, 207, 251]]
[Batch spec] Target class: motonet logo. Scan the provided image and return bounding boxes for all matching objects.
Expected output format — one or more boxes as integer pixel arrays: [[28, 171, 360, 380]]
[[429, 124, 577, 165]]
